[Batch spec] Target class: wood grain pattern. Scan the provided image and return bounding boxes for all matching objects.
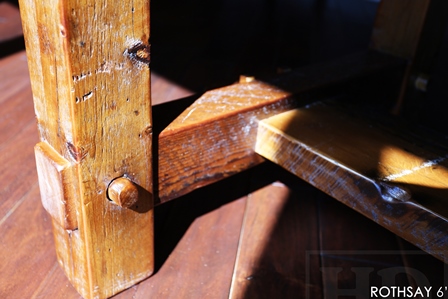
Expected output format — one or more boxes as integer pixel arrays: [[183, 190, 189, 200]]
[[158, 51, 404, 203], [34, 141, 78, 229], [371, 0, 430, 59], [0, 51, 245, 299], [0, 53, 37, 224], [255, 102, 448, 262], [229, 182, 322, 299], [2, 50, 447, 299], [125, 195, 248, 299], [0, 185, 56, 299], [317, 192, 410, 297], [18, 1, 153, 298], [158, 80, 293, 203], [0, 52, 33, 136]]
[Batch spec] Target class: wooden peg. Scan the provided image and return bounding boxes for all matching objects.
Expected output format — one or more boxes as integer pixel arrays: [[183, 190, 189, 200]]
[[108, 177, 139, 208]]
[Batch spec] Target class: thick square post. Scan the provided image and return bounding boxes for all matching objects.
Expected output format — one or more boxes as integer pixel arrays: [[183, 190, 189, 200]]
[[18, 1, 153, 298]]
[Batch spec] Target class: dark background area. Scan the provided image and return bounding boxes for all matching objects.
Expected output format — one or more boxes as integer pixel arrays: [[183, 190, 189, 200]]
[[4, 0, 448, 132], [149, 0, 448, 133], [150, 0, 379, 91]]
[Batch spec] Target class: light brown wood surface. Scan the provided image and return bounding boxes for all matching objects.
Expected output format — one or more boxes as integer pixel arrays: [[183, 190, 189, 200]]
[[256, 102, 448, 262], [34, 141, 78, 229], [1, 50, 446, 299], [158, 51, 404, 203], [18, 0, 153, 297], [107, 177, 140, 208], [229, 182, 322, 299], [158, 80, 291, 202], [371, 0, 430, 59]]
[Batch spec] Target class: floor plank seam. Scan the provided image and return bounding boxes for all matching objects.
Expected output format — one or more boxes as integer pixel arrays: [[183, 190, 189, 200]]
[[0, 182, 39, 228], [29, 262, 60, 299], [316, 194, 326, 299], [227, 194, 250, 299]]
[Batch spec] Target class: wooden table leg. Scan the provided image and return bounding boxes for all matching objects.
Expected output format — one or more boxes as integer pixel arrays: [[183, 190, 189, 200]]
[[18, 1, 153, 298]]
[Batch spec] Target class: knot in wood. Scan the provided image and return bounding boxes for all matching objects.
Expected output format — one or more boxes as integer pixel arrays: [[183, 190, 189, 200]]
[[107, 177, 139, 208]]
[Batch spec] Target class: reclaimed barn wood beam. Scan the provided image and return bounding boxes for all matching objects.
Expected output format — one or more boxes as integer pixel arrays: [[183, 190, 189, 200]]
[[18, 0, 153, 298], [255, 102, 448, 262], [157, 51, 404, 203]]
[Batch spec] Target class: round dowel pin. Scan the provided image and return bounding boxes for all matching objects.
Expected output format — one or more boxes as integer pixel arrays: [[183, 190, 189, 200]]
[[107, 177, 139, 208]]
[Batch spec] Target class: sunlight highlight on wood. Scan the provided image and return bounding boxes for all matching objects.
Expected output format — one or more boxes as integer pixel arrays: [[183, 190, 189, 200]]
[[158, 51, 404, 203], [18, 0, 153, 298], [255, 103, 448, 262]]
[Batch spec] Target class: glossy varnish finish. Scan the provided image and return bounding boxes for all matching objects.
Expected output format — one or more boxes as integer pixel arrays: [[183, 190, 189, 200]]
[[17, 0, 153, 297]]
